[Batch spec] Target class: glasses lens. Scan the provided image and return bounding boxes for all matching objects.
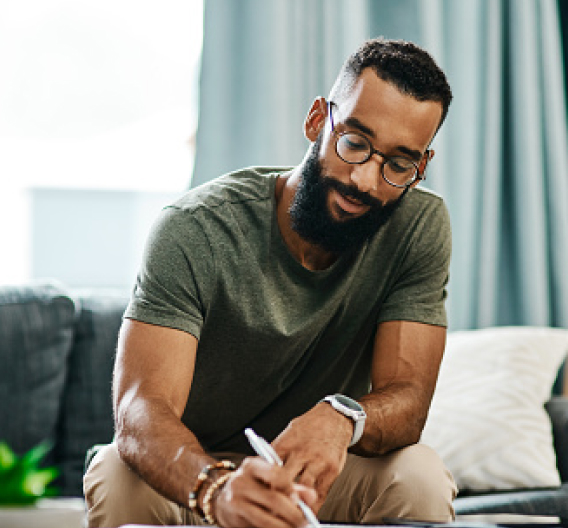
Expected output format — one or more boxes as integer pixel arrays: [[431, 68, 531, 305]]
[[383, 158, 419, 187], [336, 133, 371, 164]]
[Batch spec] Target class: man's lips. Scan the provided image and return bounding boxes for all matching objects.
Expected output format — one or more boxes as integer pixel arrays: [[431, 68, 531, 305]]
[[331, 188, 371, 215]]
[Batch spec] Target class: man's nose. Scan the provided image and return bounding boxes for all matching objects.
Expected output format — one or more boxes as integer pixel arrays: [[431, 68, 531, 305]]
[[349, 154, 385, 193]]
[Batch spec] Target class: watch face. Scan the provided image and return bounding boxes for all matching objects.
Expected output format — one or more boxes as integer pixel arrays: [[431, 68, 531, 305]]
[[323, 394, 366, 447], [335, 394, 363, 412], [334, 394, 363, 412]]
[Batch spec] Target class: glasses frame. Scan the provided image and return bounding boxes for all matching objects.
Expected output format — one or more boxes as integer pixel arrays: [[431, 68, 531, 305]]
[[327, 101, 428, 189]]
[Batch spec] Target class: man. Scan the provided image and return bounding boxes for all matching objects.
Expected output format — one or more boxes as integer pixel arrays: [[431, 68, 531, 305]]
[[85, 38, 456, 527]]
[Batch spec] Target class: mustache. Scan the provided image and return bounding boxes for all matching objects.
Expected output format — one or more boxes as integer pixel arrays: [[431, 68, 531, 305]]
[[322, 177, 383, 208]]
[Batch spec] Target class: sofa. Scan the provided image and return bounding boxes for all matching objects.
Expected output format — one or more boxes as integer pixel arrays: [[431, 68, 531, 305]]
[[0, 280, 128, 497], [1, 280, 567, 521], [452, 395, 568, 520]]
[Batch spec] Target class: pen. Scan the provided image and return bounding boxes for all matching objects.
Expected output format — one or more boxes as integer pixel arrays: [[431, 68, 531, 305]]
[[244, 428, 321, 527]]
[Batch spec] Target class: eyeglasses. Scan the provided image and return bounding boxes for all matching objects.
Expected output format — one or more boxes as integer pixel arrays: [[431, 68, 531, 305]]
[[328, 101, 428, 189]]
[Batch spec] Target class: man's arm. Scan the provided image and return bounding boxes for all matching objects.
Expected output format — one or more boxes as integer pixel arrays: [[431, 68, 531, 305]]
[[114, 318, 315, 528], [354, 319, 446, 456], [113, 318, 212, 506], [272, 319, 445, 508]]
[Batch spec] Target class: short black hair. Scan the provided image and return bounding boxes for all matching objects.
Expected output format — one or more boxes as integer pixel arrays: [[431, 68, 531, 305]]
[[330, 37, 453, 128]]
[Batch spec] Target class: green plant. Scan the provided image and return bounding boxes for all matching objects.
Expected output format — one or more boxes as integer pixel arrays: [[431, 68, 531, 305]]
[[0, 440, 59, 505]]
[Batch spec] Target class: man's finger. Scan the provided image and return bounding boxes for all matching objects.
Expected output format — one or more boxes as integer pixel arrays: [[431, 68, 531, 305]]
[[281, 457, 309, 483], [222, 466, 308, 528], [243, 457, 296, 493], [296, 461, 337, 505]]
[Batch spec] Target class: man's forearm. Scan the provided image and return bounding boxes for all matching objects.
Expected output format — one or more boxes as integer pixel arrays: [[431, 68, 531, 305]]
[[115, 394, 214, 508], [353, 382, 430, 457]]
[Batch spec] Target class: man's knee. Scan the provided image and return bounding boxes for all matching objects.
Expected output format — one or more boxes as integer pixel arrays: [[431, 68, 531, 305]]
[[83, 442, 187, 528], [322, 444, 456, 524], [385, 444, 455, 490], [84, 443, 132, 508], [364, 444, 457, 522]]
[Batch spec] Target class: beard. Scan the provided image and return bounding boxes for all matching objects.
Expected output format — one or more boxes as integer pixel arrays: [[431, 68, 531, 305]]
[[289, 134, 407, 254]]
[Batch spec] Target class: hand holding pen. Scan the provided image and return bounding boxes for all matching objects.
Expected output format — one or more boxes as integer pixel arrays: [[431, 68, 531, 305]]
[[245, 428, 321, 527]]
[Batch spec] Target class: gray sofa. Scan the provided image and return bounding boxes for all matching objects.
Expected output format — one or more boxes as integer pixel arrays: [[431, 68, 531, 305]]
[[0, 280, 127, 497], [1, 280, 567, 521]]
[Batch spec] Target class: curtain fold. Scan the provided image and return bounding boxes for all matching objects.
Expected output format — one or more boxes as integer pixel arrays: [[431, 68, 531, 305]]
[[193, 0, 568, 330], [418, 0, 568, 329], [192, 0, 369, 187]]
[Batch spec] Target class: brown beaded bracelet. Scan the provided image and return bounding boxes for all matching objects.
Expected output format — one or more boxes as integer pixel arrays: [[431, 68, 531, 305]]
[[188, 460, 236, 519], [202, 472, 233, 525]]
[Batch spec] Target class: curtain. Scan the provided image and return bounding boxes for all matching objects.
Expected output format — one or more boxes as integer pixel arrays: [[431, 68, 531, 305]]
[[193, 0, 568, 331], [561, 0, 568, 116], [415, 0, 568, 329], [192, 0, 369, 187]]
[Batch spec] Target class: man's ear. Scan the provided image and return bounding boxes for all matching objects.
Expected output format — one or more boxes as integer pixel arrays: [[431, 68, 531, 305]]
[[304, 97, 328, 141], [410, 150, 435, 188], [417, 149, 435, 177]]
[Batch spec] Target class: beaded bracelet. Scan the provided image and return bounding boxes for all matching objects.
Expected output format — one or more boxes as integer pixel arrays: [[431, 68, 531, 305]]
[[188, 460, 236, 518], [202, 471, 233, 525]]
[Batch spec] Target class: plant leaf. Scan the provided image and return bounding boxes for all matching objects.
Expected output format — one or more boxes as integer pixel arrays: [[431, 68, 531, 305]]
[[0, 442, 15, 472], [19, 440, 53, 470], [22, 467, 59, 497], [0, 441, 59, 506]]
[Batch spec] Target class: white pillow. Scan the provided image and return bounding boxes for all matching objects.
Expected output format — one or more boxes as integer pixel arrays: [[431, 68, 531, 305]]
[[421, 326, 568, 491]]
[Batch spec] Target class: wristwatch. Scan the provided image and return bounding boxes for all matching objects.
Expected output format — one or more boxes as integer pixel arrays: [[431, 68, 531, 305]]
[[320, 394, 367, 447]]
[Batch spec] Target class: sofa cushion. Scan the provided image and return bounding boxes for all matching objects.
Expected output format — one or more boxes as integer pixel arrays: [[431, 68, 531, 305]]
[[55, 291, 128, 497], [0, 281, 77, 455], [421, 326, 568, 492], [545, 397, 568, 482], [454, 483, 568, 519]]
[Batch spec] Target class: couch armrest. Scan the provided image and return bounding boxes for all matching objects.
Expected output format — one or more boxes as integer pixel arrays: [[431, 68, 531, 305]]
[[545, 396, 568, 482]]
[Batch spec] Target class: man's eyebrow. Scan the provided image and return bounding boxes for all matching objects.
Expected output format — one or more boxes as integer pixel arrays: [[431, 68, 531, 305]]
[[397, 146, 424, 162], [344, 117, 376, 138], [343, 117, 424, 161]]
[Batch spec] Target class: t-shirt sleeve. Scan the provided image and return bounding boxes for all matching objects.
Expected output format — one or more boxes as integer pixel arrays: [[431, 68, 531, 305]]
[[124, 206, 213, 339], [377, 196, 452, 327]]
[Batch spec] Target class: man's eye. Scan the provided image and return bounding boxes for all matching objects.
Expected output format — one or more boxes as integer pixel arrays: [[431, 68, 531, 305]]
[[343, 135, 368, 151], [389, 158, 415, 173]]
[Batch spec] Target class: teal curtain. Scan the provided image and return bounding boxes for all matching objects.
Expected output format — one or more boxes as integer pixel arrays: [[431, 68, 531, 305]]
[[193, 0, 568, 331], [561, 1, 568, 100], [192, 0, 369, 187], [415, 1, 568, 329]]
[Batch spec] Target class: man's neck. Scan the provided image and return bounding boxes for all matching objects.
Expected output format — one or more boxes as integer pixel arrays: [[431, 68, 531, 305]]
[[275, 169, 338, 271]]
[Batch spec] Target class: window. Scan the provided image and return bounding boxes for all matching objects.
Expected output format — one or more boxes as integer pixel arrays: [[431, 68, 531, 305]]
[[0, 0, 203, 288]]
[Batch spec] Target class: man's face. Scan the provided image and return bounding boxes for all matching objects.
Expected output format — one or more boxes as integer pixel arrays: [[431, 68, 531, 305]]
[[290, 70, 443, 254], [289, 133, 405, 254]]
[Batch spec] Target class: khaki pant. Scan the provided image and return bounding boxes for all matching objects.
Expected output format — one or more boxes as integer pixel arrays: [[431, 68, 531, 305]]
[[84, 442, 456, 527]]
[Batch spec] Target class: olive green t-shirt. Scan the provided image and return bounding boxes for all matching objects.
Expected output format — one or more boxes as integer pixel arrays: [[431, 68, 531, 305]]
[[125, 167, 451, 453]]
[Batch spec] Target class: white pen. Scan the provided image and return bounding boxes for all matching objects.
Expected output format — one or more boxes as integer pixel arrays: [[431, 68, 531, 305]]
[[244, 428, 321, 527]]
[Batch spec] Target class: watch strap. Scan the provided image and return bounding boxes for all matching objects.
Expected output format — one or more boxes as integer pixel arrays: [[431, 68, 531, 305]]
[[320, 394, 366, 447]]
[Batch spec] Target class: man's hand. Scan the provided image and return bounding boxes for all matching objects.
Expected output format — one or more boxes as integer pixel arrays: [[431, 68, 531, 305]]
[[271, 402, 354, 510], [214, 458, 317, 528]]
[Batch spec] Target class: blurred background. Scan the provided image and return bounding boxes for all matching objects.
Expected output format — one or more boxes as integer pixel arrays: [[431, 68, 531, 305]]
[[1, 0, 567, 331], [0, 0, 202, 289]]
